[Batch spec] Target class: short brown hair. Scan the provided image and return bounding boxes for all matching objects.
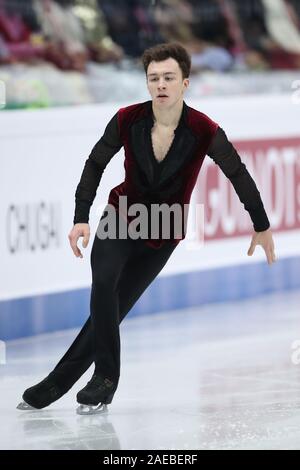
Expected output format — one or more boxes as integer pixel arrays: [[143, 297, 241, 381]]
[[141, 42, 191, 79]]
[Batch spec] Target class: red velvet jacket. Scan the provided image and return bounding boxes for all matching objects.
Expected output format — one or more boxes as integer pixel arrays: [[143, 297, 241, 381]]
[[74, 100, 270, 249]]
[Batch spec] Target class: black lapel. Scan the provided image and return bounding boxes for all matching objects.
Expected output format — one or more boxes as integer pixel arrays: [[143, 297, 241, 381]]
[[130, 117, 154, 185]]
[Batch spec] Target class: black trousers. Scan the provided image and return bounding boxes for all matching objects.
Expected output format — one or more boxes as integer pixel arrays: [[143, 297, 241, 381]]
[[48, 223, 176, 396]]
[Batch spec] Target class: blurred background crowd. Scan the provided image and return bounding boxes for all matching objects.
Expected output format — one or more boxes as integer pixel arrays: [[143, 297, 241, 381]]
[[1, 0, 300, 108]]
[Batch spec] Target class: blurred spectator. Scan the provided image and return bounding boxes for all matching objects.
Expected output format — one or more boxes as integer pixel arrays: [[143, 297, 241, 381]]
[[0, 32, 10, 62], [71, 0, 124, 63], [187, 0, 234, 51], [98, 0, 163, 58], [97, 0, 142, 57], [185, 0, 236, 71], [133, 0, 165, 53], [231, 0, 271, 69], [152, 0, 234, 72], [0, 0, 45, 64], [33, 0, 89, 72], [0, 0, 124, 69], [287, 0, 300, 23], [152, 0, 194, 44], [262, 0, 300, 53], [232, 0, 300, 69], [261, 0, 300, 68]]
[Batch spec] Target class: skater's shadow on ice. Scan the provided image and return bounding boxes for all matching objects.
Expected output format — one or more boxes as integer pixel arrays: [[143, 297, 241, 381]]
[[17, 411, 121, 450]]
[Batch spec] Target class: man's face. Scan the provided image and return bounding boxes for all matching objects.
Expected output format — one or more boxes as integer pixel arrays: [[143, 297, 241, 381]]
[[146, 57, 189, 108]]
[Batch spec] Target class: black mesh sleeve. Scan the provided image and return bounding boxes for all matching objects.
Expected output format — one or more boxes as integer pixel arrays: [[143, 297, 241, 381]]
[[207, 127, 270, 232], [73, 112, 122, 225]]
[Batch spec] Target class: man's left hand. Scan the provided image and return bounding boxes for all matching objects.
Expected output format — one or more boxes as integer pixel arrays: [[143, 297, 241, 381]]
[[247, 228, 276, 265]]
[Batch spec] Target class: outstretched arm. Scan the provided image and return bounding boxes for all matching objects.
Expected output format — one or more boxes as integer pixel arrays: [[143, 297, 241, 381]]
[[207, 127, 276, 265]]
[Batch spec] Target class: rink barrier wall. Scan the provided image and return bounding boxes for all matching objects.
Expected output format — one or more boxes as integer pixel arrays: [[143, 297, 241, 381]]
[[1, 254, 299, 340]]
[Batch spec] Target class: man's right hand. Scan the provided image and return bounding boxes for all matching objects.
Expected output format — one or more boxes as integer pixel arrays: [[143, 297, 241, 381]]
[[68, 223, 90, 258]]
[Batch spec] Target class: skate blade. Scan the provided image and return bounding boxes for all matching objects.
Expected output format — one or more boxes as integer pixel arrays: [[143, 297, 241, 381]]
[[16, 401, 37, 411], [76, 403, 108, 415]]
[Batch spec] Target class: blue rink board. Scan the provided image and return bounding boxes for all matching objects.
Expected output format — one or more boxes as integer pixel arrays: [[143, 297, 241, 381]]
[[0, 255, 299, 340]]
